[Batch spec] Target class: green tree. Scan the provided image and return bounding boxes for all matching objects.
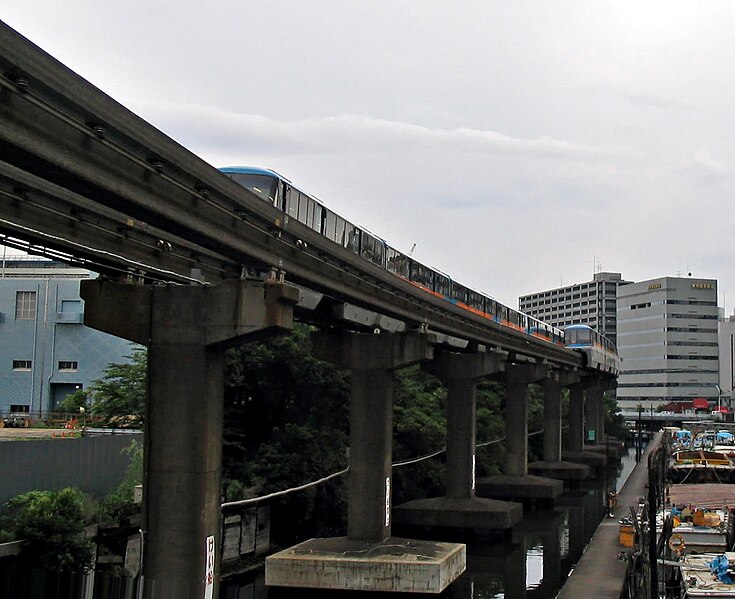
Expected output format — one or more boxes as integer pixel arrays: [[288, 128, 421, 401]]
[[90, 347, 147, 425], [392, 365, 447, 503], [0, 488, 95, 573], [223, 324, 350, 543], [475, 379, 506, 476], [57, 389, 90, 414], [100, 439, 144, 526]]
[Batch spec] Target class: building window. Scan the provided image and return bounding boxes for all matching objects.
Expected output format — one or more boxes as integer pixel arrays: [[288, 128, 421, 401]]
[[15, 291, 37, 320], [58, 361, 79, 372], [60, 299, 82, 313], [12, 360, 32, 370], [10, 404, 29, 413]]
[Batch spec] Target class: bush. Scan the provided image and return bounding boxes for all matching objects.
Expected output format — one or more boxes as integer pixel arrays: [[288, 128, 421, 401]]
[[0, 488, 95, 573], [100, 439, 143, 526]]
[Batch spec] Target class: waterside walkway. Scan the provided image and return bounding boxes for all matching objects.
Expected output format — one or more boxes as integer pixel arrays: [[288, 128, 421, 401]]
[[557, 432, 662, 599]]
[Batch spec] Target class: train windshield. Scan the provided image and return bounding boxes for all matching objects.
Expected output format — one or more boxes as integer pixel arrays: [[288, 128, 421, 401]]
[[566, 327, 593, 345], [225, 173, 279, 204]]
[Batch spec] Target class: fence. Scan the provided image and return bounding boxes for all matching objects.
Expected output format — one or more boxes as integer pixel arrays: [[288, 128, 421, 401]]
[[0, 434, 140, 509]]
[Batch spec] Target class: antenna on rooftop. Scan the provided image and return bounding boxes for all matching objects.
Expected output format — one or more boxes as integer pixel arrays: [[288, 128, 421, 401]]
[[409, 243, 416, 257]]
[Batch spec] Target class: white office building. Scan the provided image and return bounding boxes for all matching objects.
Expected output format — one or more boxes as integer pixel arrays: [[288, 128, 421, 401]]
[[616, 277, 719, 411]]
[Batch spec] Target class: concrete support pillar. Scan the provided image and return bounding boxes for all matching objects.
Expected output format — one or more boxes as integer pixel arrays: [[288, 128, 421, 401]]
[[585, 386, 603, 444], [504, 363, 549, 476], [80, 278, 299, 599], [542, 377, 562, 463], [313, 331, 432, 541], [423, 351, 504, 499], [567, 382, 585, 452]]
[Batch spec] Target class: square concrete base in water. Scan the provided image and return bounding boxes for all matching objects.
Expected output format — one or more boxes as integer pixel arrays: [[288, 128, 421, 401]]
[[265, 536, 466, 594], [528, 460, 590, 481], [393, 496, 523, 531], [476, 474, 563, 501], [562, 449, 607, 469]]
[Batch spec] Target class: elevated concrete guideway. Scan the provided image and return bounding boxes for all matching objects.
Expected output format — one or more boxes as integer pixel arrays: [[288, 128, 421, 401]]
[[0, 20, 617, 597], [0, 20, 583, 368]]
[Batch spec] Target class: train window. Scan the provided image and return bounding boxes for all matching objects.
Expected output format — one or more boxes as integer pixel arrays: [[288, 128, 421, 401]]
[[567, 328, 592, 345], [498, 305, 509, 322], [451, 283, 467, 303], [411, 262, 433, 288], [285, 187, 299, 219], [467, 291, 485, 311], [508, 310, 519, 326], [324, 210, 338, 241], [297, 192, 309, 224], [435, 273, 451, 297], [386, 248, 409, 278], [345, 226, 360, 253], [360, 231, 385, 267], [312, 204, 324, 234], [225, 173, 279, 205]]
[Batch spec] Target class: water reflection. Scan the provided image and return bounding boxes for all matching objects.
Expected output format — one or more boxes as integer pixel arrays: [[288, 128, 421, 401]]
[[223, 447, 638, 599]]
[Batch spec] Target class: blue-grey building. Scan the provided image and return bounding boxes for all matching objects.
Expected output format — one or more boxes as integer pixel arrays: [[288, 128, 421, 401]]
[[0, 257, 137, 417]]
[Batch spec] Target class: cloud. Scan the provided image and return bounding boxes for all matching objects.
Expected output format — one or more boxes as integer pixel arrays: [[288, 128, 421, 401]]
[[685, 149, 735, 184], [138, 102, 613, 161]]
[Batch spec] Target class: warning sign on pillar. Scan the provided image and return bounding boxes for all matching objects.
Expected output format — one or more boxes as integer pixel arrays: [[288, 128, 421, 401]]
[[204, 535, 215, 599], [472, 454, 476, 491], [384, 476, 391, 527]]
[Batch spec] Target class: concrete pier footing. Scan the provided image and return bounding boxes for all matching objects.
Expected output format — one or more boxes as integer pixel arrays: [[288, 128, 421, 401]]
[[528, 460, 590, 481], [476, 474, 563, 502], [265, 537, 466, 594], [562, 450, 607, 470], [393, 496, 523, 530]]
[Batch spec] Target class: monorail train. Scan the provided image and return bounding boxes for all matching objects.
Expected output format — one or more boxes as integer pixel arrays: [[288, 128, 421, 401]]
[[219, 166, 617, 372], [563, 324, 619, 374]]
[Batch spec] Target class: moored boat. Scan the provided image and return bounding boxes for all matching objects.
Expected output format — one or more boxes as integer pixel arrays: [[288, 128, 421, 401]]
[[669, 450, 735, 484], [679, 552, 735, 597]]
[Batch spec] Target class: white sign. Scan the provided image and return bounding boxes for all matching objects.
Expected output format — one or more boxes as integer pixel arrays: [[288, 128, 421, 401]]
[[472, 454, 476, 491], [204, 535, 215, 599], [384, 476, 391, 527]]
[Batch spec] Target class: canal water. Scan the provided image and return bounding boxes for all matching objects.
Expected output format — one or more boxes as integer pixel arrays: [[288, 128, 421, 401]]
[[222, 446, 640, 599]]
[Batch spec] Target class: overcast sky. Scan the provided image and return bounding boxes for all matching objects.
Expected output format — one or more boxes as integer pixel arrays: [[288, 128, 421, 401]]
[[4, 1, 734, 313]]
